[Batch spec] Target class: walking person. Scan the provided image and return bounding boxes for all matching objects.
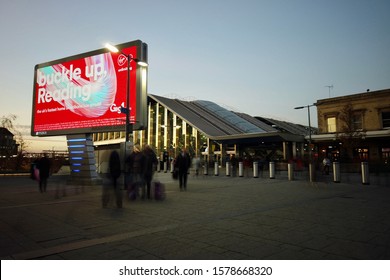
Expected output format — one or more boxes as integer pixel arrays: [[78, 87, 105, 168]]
[[175, 147, 191, 191], [143, 145, 158, 199], [126, 145, 146, 200], [37, 154, 51, 193], [322, 156, 331, 175], [102, 150, 122, 208], [230, 154, 238, 177]]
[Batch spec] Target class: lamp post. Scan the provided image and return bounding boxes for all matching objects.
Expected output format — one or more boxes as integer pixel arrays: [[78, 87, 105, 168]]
[[105, 43, 148, 189], [294, 103, 316, 182], [105, 43, 148, 143]]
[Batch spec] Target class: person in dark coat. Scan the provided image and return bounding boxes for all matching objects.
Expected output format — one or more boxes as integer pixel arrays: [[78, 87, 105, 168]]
[[175, 147, 191, 191], [102, 150, 122, 208], [37, 154, 51, 193], [143, 145, 158, 199]]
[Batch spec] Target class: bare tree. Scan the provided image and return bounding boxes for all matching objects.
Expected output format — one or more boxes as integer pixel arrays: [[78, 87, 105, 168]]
[[1, 114, 30, 171], [336, 103, 366, 162], [1, 114, 17, 130]]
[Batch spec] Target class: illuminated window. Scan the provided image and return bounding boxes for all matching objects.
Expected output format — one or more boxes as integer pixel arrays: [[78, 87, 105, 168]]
[[327, 117, 337, 133], [381, 147, 390, 164], [353, 148, 369, 161]]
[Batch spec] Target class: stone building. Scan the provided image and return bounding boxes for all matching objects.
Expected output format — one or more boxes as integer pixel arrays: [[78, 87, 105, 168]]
[[313, 88, 390, 164]]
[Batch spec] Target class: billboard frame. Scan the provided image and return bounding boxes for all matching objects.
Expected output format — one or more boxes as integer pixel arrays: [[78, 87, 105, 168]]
[[31, 40, 148, 137]]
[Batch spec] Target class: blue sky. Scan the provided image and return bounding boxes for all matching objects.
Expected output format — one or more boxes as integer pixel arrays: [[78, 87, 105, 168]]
[[1, 0, 389, 152]]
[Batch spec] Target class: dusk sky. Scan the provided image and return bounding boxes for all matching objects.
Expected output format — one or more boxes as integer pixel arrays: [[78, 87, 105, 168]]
[[1, 0, 389, 152]]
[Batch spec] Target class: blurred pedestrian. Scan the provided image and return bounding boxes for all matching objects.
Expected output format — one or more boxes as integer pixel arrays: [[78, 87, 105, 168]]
[[143, 145, 158, 199], [322, 156, 331, 175], [230, 154, 238, 177], [192, 156, 200, 177], [175, 147, 191, 191], [102, 150, 122, 208], [126, 145, 146, 200], [37, 154, 51, 193]]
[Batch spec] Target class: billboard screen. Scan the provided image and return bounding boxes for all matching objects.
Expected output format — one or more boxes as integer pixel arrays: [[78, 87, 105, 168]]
[[31, 40, 148, 136]]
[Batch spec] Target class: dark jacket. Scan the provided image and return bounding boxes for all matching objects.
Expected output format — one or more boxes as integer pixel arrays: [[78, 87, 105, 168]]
[[37, 156, 51, 179], [143, 148, 158, 178], [109, 151, 121, 179], [175, 152, 191, 173], [126, 151, 146, 175]]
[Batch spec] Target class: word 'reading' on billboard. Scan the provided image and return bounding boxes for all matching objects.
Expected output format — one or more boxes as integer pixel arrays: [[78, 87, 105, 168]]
[[31, 40, 148, 137]]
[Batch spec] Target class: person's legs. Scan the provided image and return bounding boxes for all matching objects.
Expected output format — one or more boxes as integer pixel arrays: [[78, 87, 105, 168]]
[[179, 171, 184, 190], [183, 172, 188, 190]]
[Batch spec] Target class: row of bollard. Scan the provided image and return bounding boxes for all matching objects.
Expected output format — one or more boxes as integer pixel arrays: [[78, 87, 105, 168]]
[[157, 160, 371, 185], [205, 161, 371, 185]]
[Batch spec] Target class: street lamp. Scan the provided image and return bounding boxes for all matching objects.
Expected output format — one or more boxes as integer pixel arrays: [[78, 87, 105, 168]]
[[105, 43, 148, 142], [105, 42, 148, 190], [295, 103, 316, 181]]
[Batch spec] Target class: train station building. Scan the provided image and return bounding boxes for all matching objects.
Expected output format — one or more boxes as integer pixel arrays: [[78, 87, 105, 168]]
[[92, 94, 311, 171]]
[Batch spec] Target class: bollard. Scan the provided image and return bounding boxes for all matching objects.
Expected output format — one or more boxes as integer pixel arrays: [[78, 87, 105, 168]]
[[171, 161, 174, 173], [239, 162, 244, 177], [214, 162, 219, 176], [288, 163, 294, 181], [226, 162, 231, 176], [157, 161, 161, 172], [361, 162, 370, 185], [164, 161, 168, 173], [269, 161, 275, 179], [333, 162, 340, 183], [204, 162, 208, 175], [309, 163, 316, 182], [253, 161, 259, 178]]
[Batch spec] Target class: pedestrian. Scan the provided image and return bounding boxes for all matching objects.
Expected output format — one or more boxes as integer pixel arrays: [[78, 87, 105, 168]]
[[175, 147, 191, 191], [322, 156, 331, 175], [37, 154, 51, 193], [126, 145, 146, 200], [192, 156, 200, 177], [163, 150, 169, 173], [230, 154, 238, 177], [143, 145, 158, 199], [102, 150, 122, 208]]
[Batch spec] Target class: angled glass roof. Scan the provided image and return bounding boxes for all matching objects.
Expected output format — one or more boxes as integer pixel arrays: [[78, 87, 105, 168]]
[[195, 100, 265, 133]]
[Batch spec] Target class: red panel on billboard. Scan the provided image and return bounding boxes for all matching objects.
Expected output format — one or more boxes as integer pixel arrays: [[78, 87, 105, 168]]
[[31, 40, 147, 136]]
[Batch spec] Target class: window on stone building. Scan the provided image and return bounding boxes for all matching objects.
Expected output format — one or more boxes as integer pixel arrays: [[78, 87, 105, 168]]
[[326, 116, 337, 133], [352, 113, 363, 130], [382, 111, 390, 128]]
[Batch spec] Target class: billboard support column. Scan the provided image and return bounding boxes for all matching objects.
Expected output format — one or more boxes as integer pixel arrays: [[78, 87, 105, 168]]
[[67, 134, 101, 185]]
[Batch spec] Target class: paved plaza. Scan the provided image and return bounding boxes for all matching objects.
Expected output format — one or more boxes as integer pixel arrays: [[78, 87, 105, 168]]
[[0, 170, 389, 260]]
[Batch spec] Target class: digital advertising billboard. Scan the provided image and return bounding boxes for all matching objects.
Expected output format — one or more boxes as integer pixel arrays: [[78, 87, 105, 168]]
[[31, 40, 148, 136]]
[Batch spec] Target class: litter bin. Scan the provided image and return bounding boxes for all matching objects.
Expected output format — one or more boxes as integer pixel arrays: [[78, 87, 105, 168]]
[[214, 162, 219, 176]]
